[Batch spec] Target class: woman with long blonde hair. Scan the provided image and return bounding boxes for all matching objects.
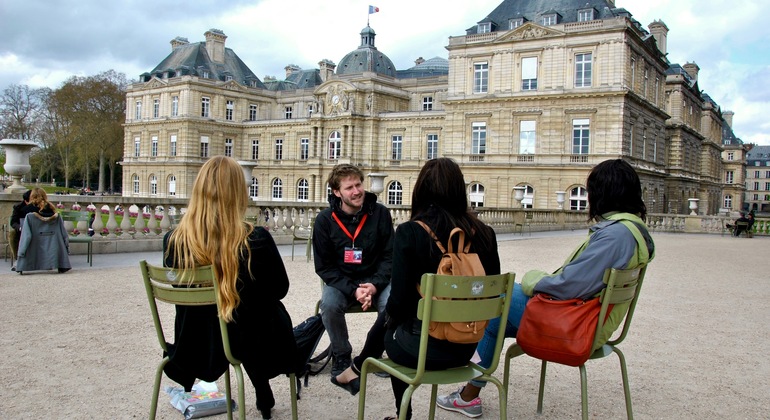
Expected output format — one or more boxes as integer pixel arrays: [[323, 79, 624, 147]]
[[163, 156, 297, 419]]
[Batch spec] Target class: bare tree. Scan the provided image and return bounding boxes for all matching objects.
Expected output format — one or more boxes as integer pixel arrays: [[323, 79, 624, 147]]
[[0, 84, 45, 140]]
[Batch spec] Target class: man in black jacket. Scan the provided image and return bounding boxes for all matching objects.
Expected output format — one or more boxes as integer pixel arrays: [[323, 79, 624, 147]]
[[313, 164, 393, 376], [9, 190, 31, 270]]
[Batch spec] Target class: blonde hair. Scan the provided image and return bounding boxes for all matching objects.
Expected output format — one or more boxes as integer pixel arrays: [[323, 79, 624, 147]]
[[29, 188, 54, 212], [167, 156, 253, 321]]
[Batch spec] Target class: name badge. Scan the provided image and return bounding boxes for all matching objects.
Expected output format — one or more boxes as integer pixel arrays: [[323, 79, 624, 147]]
[[344, 247, 363, 264]]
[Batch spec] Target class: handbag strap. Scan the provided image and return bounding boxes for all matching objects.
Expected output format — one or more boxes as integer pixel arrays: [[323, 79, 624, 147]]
[[415, 221, 471, 254]]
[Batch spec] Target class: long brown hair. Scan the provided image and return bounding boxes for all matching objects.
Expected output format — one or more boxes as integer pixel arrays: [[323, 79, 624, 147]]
[[167, 156, 253, 321]]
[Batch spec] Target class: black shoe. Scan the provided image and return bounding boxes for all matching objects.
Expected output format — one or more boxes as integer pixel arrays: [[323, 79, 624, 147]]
[[330, 375, 360, 396], [258, 407, 272, 419], [331, 353, 351, 377]]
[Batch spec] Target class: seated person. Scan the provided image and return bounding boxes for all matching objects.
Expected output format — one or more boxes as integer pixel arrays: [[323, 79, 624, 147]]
[[313, 164, 394, 376], [732, 213, 751, 236], [437, 159, 655, 418], [16, 188, 71, 273], [9, 189, 31, 269]]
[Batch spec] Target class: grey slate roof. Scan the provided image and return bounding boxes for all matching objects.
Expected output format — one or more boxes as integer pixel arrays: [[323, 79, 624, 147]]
[[746, 146, 770, 162], [337, 26, 397, 77], [467, 0, 623, 34], [145, 42, 266, 89], [396, 56, 449, 79]]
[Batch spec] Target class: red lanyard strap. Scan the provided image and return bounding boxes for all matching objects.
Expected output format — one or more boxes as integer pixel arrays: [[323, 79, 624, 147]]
[[331, 213, 368, 247]]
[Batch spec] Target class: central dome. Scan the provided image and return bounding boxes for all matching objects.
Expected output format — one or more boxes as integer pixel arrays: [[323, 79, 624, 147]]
[[337, 26, 396, 77]]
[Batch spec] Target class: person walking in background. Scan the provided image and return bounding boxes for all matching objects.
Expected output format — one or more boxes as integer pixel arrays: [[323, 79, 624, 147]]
[[331, 158, 500, 420], [437, 159, 655, 418], [313, 163, 394, 377], [163, 156, 297, 420]]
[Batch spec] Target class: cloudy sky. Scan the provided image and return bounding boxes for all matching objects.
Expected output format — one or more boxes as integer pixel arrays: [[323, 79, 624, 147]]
[[1, 0, 768, 144]]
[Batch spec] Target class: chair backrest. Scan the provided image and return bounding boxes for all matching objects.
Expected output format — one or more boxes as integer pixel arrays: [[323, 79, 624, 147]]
[[60, 210, 91, 233], [210, 272, 242, 366], [415, 272, 515, 378], [139, 260, 217, 354], [594, 264, 647, 347]]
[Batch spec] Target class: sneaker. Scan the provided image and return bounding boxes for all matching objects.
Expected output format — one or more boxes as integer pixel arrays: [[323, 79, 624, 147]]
[[331, 352, 351, 377], [436, 387, 483, 418]]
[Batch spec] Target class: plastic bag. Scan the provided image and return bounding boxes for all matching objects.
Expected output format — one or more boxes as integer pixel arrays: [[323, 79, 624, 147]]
[[165, 381, 237, 419]]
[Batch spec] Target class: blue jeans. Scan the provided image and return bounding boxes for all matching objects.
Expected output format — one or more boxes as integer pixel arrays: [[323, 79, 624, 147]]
[[470, 282, 529, 388], [320, 283, 391, 356]]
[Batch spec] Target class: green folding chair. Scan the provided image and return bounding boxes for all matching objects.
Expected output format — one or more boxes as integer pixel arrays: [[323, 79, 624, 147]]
[[357, 272, 516, 420], [60, 210, 94, 266], [503, 265, 648, 420]]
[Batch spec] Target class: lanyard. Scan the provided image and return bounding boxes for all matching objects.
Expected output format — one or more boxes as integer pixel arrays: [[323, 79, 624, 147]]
[[331, 212, 368, 247]]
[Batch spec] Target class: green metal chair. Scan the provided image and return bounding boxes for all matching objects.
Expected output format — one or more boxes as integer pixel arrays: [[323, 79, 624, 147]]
[[503, 265, 648, 420], [357, 272, 516, 420], [140, 260, 299, 420], [291, 223, 312, 262], [60, 210, 93, 266]]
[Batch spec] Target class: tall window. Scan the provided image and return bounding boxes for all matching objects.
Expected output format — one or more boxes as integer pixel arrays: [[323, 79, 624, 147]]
[[200, 136, 209, 158], [427, 134, 439, 160], [724, 194, 733, 209], [135, 100, 142, 119], [753, 170, 760, 178], [629, 123, 635, 156], [387, 181, 403, 205], [132, 174, 139, 194], [285, 106, 293, 119], [170, 135, 177, 157], [134, 136, 140, 157], [149, 175, 157, 195], [168, 175, 176, 196], [654, 77, 660, 104], [472, 122, 486, 155], [201, 97, 210, 117], [153, 98, 159, 118], [521, 57, 538, 90], [171, 96, 178, 117], [522, 185, 534, 209], [274, 138, 283, 160], [300, 138, 309, 160], [422, 96, 433, 111], [575, 53, 592, 87], [630, 57, 636, 89], [297, 179, 309, 201], [643, 68, 649, 98], [725, 171, 734, 184], [570, 186, 588, 210], [474, 62, 488, 93], [572, 119, 590, 154], [391, 135, 402, 160], [224, 138, 233, 157], [251, 139, 259, 160], [249, 177, 258, 198], [328, 131, 341, 160], [642, 128, 647, 159], [519, 120, 536, 154], [272, 178, 283, 200], [249, 104, 257, 121], [469, 183, 485, 207], [226, 100, 234, 121], [151, 136, 158, 157]]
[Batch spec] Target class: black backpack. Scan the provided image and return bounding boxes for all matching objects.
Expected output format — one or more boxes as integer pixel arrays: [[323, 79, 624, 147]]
[[291, 314, 331, 398]]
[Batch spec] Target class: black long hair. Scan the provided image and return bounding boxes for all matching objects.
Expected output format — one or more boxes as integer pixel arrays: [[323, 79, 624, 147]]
[[587, 159, 646, 221], [410, 158, 494, 246]]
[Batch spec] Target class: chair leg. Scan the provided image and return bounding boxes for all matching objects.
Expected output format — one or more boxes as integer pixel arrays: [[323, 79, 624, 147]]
[[579, 364, 589, 420], [502, 344, 525, 402], [613, 347, 634, 420], [428, 384, 438, 419], [289, 373, 299, 420], [224, 368, 234, 420], [357, 363, 371, 420], [536, 360, 548, 414], [150, 357, 169, 420], [398, 385, 417, 420]]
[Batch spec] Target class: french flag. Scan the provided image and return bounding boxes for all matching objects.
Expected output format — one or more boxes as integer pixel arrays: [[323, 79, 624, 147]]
[[368, 5, 379, 14]]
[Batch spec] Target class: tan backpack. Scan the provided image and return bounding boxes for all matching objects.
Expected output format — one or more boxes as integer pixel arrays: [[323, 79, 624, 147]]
[[415, 221, 487, 344]]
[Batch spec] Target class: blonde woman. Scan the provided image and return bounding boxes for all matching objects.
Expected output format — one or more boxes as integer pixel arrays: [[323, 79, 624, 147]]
[[163, 156, 297, 420]]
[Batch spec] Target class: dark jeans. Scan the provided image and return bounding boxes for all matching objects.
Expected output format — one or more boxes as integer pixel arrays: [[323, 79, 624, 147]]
[[320, 283, 390, 357]]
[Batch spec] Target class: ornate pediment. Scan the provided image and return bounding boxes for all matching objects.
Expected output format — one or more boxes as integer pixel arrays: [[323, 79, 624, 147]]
[[315, 81, 356, 116], [222, 80, 244, 91], [145, 77, 167, 89], [496, 23, 563, 42]]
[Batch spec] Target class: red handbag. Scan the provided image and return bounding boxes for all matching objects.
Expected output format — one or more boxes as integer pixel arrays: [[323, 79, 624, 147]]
[[516, 294, 604, 367]]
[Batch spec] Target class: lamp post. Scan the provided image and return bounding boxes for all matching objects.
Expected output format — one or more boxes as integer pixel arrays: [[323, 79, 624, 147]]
[[555, 191, 566, 210], [513, 186, 526, 208], [1, 139, 37, 193]]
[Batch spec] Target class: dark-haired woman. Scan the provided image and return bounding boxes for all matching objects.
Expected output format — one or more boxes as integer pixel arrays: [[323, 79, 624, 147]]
[[437, 158, 656, 418], [331, 158, 501, 420]]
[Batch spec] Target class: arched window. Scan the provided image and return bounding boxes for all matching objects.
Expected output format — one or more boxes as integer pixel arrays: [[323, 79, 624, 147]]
[[132, 174, 139, 194], [724, 194, 733, 209], [149, 175, 157, 195], [328, 131, 341, 160], [168, 175, 176, 196], [297, 178, 309, 202], [521, 185, 534, 209], [249, 177, 259, 199], [570, 186, 588, 210], [272, 178, 283, 200], [469, 183, 485, 207], [387, 181, 403, 205]]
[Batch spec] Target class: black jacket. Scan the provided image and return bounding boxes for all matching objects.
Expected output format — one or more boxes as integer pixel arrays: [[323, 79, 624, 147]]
[[312, 192, 393, 297]]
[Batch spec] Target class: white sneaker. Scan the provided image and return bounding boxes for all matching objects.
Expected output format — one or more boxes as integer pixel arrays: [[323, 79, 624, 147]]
[[436, 387, 483, 418]]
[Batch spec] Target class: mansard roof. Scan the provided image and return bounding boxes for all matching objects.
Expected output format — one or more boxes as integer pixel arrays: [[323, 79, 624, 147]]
[[467, 0, 623, 34], [747, 145, 770, 161], [264, 68, 323, 91], [396, 56, 449, 79]]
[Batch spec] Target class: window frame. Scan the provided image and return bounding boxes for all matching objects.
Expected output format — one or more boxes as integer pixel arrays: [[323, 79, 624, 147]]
[[427, 134, 439, 160], [519, 120, 536, 154], [387, 181, 403, 205], [224, 138, 233, 157], [422, 96, 433, 111], [572, 119, 590, 155], [328, 131, 341, 160], [471, 122, 487, 155], [300, 138, 309, 160], [521, 56, 538, 91], [391, 135, 403, 161], [473, 62, 489, 94], [274, 138, 283, 160], [200, 135, 209, 158], [201, 97, 210, 118], [225, 100, 234, 121], [574, 53, 593, 88]]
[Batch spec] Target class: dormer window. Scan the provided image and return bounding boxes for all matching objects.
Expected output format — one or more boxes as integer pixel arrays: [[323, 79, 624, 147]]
[[578, 8, 595, 22], [202, 70, 209, 79], [542, 13, 558, 26], [225, 75, 233, 82], [478, 22, 491, 33], [509, 18, 524, 29]]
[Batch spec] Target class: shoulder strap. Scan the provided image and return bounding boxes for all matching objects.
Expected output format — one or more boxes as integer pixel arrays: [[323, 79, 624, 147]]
[[415, 220, 446, 253]]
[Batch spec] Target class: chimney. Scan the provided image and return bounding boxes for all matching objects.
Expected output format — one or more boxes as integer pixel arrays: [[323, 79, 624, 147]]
[[683, 62, 700, 83], [414, 57, 425, 66], [648, 20, 668, 56], [170, 36, 189, 51], [204, 29, 227, 63], [723, 110, 734, 127], [318, 59, 337, 82], [285, 64, 301, 79]]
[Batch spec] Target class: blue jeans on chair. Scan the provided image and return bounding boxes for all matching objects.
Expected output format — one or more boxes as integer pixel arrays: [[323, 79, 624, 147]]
[[470, 282, 529, 388], [320, 283, 391, 357]]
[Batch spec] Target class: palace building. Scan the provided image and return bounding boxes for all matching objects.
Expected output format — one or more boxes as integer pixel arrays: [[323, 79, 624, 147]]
[[122, 0, 742, 214]]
